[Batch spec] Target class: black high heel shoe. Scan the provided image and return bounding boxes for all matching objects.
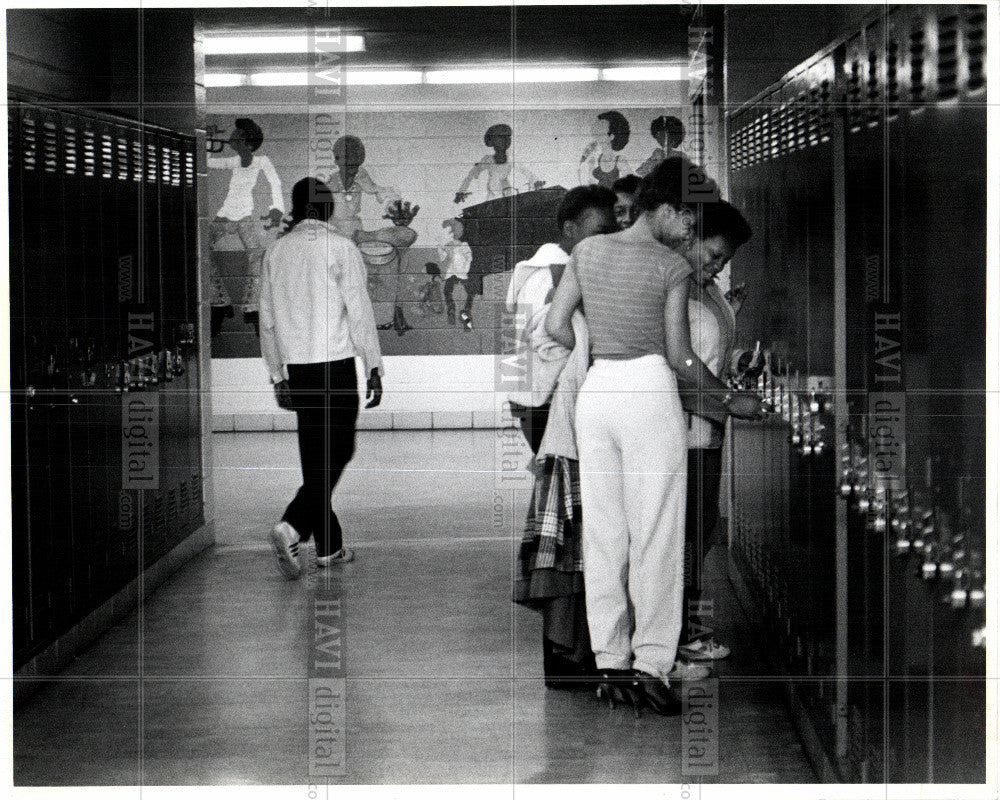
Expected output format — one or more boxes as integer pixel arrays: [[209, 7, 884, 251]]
[[595, 669, 644, 717], [632, 671, 683, 716]]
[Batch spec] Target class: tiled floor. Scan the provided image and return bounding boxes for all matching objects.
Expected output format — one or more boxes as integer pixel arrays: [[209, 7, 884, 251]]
[[13, 429, 816, 785]]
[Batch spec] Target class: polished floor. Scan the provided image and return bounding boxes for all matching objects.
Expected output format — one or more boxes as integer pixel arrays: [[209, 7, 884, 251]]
[[14, 429, 815, 785]]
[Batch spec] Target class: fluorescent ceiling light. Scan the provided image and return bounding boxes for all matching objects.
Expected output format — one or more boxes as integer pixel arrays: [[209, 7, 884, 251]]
[[426, 66, 601, 84], [250, 72, 309, 86], [214, 64, 685, 88], [513, 67, 600, 83], [204, 34, 365, 55], [204, 73, 245, 87], [602, 66, 685, 81], [347, 70, 423, 86], [426, 68, 511, 84], [247, 70, 422, 86]]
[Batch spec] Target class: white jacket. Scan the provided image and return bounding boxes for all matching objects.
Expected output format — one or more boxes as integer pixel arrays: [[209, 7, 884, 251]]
[[504, 243, 572, 407]]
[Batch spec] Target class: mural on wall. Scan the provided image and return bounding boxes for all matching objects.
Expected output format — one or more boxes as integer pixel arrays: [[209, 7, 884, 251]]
[[204, 107, 698, 358]]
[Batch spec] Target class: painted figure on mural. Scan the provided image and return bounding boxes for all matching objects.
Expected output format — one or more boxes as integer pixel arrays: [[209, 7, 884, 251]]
[[207, 117, 285, 337], [454, 123, 545, 204], [328, 135, 423, 336], [327, 135, 400, 239], [578, 110, 632, 189], [438, 219, 475, 329], [637, 115, 688, 178]]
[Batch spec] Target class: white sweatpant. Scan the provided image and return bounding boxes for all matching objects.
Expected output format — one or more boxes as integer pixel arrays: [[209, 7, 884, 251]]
[[575, 355, 688, 678]]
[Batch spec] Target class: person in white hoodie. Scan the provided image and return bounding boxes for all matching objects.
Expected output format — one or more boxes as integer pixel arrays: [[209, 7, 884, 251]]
[[505, 185, 617, 454]]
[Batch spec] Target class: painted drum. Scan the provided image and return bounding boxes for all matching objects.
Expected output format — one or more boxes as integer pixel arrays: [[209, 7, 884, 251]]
[[358, 241, 396, 266]]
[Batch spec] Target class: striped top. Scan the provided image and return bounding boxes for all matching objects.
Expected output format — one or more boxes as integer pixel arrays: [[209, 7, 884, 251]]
[[570, 216, 693, 360]]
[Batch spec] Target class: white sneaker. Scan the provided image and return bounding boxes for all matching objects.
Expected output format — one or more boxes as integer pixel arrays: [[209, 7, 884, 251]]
[[666, 660, 712, 682], [316, 547, 355, 567], [269, 522, 302, 580], [678, 639, 731, 661]]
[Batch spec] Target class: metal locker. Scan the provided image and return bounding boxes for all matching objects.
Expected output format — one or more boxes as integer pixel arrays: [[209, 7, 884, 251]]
[[728, 4, 987, 784]]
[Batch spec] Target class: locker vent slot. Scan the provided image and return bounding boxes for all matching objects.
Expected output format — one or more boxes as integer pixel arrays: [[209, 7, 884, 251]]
[[82, 129, 96, 177], [190, 473, 203, 516], [909, 26, 926, 103], [819, 79, 832, 141], [184, 151, 195, 187], [63, 125, 78, 176], [170, 149, 182, 187], [101, 134, 113, 179], [146, 142, 158, 184], [161, 146, 172, 185], [847, 58, 864, 131], [166, 487, 179, 527], [42, 121, 58, 173], [937, 13, 959, 100], [965, 8, 986, 92], [22, 115, 37, 171], [8, 113, 14, 170], [132, 141, 144, 182], [795, 92, 808, 150], [178, 480, 190, 519], [116, 136, 130, 181], [886, 39, 901, 118], [866, 49, 881, 126]]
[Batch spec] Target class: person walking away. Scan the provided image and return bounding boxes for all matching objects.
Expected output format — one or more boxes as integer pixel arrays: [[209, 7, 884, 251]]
[[259, 178, 383, 580]]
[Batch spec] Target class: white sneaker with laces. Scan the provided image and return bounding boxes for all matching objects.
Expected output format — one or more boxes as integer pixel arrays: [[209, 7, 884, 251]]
[[316, 547, 355, 567], [678, 639, 731, 661], [666, 660, 712, 682], [269, 522, 302, 580]]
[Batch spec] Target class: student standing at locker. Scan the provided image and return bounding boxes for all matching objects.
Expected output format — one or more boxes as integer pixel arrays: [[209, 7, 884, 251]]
[[545, 158, 763, 714], [259, 178, 383, 580], [676, 199, 754, 663]]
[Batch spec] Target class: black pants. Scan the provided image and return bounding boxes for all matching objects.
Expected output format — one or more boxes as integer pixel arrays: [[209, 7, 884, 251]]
[[682, 447, 722, 644], [509, 402, 550, 456], [281, 359, 359, 556], [443, 276, 473, 314]]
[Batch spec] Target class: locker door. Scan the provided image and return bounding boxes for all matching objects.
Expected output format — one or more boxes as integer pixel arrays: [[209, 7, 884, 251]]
[[182, 143, 204, 530], [158, 136, 187, 547], [62, 112, 95, 617], [112, 123, 143, 586], [10, 103, 33, 662]]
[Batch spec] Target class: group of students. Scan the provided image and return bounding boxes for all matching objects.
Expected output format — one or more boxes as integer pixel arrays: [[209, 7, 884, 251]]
[[508, 157, 764, 715], [256, 160, 762, 717]]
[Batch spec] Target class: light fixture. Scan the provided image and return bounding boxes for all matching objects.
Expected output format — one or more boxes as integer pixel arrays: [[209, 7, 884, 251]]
[[209, 63, 686, 87], [427, 66, 601, 84], [204, 34, 365, 55], [250, 72, 310, 87], [425, 68, 512, 85], [204, 73, 245, 88], [513, 67, 600, 83], [346, 70, 423, 86], [602, 66, 686, 81], [248, 70, 423, 87]]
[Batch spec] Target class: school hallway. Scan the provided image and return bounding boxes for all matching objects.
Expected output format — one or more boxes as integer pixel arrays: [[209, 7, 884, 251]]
[[13, 429, 815, 785]]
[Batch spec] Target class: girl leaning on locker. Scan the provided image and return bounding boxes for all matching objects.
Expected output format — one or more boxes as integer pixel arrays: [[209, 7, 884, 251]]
[[545, 157, 764, 714]]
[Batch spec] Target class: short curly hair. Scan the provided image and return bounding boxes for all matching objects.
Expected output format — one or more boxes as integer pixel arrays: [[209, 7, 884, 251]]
[[233, 118, 264, 151]]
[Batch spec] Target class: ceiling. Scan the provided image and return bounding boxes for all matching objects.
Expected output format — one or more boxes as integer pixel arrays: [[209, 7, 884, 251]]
[[196, 5, 699, 71]]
